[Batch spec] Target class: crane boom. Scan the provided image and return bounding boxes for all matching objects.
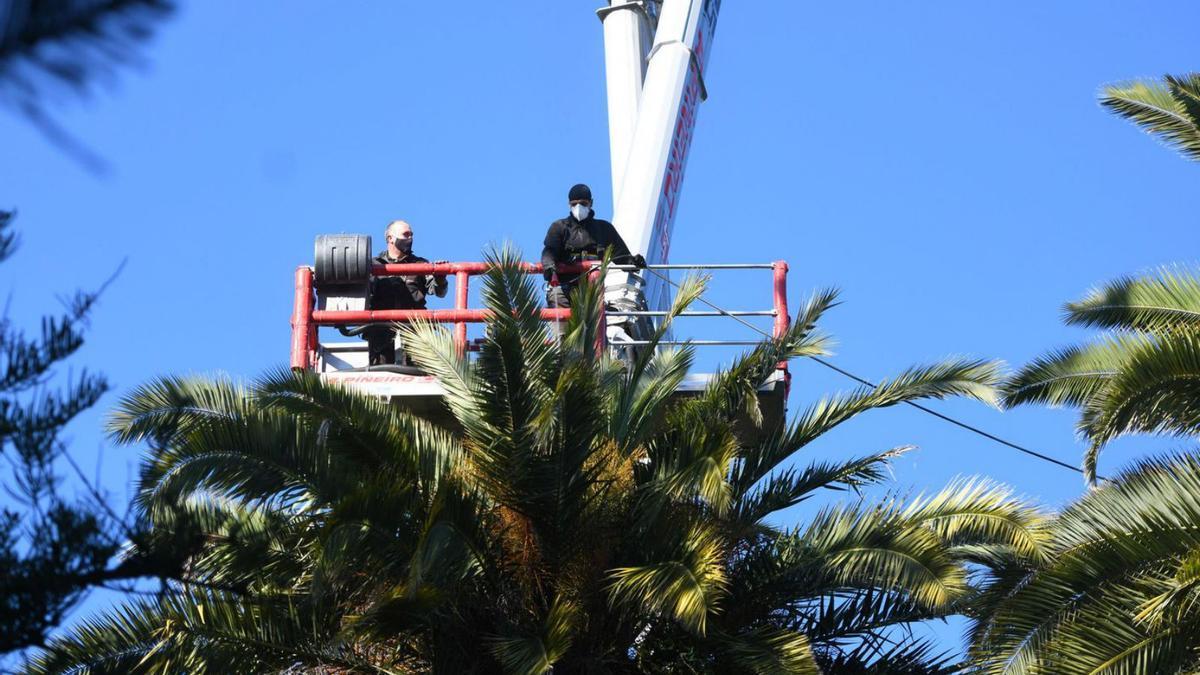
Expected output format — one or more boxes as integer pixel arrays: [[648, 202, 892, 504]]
[[598, 2, 655, 213], [604, 0, 721, 313]]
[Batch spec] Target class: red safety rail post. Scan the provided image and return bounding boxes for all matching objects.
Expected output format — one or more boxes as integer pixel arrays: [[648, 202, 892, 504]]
[[453, 270, 469, 356], [772, 261, 791, 394], [291, 266, 315, 369]]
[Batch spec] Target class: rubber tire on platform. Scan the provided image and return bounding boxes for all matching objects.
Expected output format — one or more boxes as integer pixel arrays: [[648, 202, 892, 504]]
[[314, 234, 373, 286]]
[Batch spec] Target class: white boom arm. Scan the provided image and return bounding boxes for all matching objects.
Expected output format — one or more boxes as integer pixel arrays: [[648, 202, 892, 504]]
[[601, 0, 721, 314], [598, 2, 655, 213]]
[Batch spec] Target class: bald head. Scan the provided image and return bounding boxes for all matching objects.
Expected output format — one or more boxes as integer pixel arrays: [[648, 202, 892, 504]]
[[385, 220, 414, 259]]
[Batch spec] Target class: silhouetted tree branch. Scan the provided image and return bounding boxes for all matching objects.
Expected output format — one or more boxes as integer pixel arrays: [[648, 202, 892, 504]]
[[0, 211, 193, 656], [0, 1, 176, 171]]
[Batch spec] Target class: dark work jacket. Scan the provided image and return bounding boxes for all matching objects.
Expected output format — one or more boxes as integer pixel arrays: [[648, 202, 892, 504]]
[[364, 252, 447, 343], [540, 213, 632, 287], [371, 251, 447, 310]]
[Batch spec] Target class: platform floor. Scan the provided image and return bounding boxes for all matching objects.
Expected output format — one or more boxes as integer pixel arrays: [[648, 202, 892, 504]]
[[320, 369, 789, 444]]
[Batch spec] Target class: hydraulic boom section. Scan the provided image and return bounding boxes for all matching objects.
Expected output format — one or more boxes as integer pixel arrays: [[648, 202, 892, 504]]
[[600, 0, 721, 323]]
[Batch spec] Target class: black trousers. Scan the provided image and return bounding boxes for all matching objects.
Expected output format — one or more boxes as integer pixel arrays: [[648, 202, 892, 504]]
[[365, 328, 414, 366], [546, 285, 573, 339], [546, 284, 572, 309]]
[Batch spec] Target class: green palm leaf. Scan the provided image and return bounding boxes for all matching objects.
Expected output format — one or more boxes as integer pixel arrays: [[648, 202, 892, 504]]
[[1101, 73, 1200, 161], [608, 524, 729, 635], [488, 595, 581, 675], [1065, 267, 1200, 334], [27, 591, 383, 675], [971, 452, 1200, 674], [1005, 266, 1200, 483], [734, 357, 1001, 498], [717, 626, 819, 674], [900, 478, 1049, 562], [732, 447, 906, 525], [1076, 334, 1200, 480], [691, 288, 837, 427], [1000, 335, 1141, 409]]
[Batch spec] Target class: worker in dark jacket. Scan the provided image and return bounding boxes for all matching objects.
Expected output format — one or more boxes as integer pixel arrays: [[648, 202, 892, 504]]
[[541, 183, 644, 310], [365, 219, 447, 365]]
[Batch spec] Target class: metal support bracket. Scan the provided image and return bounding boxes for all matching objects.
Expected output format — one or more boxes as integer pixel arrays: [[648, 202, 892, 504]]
[[596, 0, 658, 23]]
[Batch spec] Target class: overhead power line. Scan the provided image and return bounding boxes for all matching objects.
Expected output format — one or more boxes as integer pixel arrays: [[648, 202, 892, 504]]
[[639, 266, 1098, 480]]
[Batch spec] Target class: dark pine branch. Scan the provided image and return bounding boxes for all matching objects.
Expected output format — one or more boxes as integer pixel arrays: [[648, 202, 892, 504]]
[[0, 1, 176, 171]]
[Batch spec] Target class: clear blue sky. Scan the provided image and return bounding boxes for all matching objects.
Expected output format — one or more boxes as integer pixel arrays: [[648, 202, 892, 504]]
[[2, 0, 1197, 652]]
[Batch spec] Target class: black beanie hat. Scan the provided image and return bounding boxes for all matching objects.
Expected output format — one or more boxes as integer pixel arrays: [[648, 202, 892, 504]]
[[568, 184, 592, 202]]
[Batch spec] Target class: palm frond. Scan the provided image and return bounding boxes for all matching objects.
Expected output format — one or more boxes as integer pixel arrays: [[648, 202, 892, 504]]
[[793, 588, 944, 645], [475, 246, 558, 441], [735, 358, 1001, 497], [690, 288, 837, 427], [345, 584, 444, 641], [791, 501, 970, 611], [900, 478, 1050, 563], [27, 590, 375, 675], [1010, 266, 1200, 483], [610, 346, 694, 455], [131, 400, 352, 516], [817, 636, 959, 675], [1076, 333, 1200, 479], [106, 374, 252, 446], [1000, 335, 1145, 409], [161, 493, 310, 590], [488, 595, 581, 675], [607, 524, 729, 635], [642, 407, 739, 514], [1064, 267, 1200, 333], [971, 451, 1200, 674], [732, 447, 907, 526], [1135, 546, 1200, 629], [717, 626, 819, 674], [1101, 74, 1200, 161], [608, 273, 705, 453], [398, 317, 492, 441], [254, 367, 464, 490]]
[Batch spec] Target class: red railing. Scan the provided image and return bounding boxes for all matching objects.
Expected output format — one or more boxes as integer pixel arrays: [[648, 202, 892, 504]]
[[291, 261, 790, 373]]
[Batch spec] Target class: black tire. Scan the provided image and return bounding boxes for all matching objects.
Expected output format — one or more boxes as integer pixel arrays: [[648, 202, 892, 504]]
[[314, 234, 372, 285]]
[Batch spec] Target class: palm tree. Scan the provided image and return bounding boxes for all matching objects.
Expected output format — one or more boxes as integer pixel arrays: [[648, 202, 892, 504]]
[[26, 249, 1043, 674], [969, 450, 1200, 674], [1100, 73, 1200, 161], [1002, 268, 1200, 482]]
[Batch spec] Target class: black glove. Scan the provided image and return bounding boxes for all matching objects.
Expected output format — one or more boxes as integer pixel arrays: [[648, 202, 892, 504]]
[[543, 268, 556, 282], [632, 254, 647, 269]]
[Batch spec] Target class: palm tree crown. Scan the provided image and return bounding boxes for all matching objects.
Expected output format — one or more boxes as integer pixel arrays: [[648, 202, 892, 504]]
[[970, 451, 1200, 674], [27, 248, 1041, 674]]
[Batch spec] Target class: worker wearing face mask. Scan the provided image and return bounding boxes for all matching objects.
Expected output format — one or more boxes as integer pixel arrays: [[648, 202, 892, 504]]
[[540, 183, 645, 311], [364, 219, 448, 366]]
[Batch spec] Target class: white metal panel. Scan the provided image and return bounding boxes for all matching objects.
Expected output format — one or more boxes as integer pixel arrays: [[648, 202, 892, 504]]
[[317, 342, 370, 371], [321, 372, 445, 397]]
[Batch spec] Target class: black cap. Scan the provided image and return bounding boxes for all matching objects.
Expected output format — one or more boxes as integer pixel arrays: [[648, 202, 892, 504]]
[[568, 184, 592, 202]]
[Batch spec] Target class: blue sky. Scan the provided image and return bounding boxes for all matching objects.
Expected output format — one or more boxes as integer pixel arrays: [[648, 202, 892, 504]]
[[2, 0, 1198, 651]]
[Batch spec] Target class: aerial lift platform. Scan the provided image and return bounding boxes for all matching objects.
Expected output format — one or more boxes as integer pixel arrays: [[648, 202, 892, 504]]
[[289, 245, 791, 433], [288, 0, 790, 429]]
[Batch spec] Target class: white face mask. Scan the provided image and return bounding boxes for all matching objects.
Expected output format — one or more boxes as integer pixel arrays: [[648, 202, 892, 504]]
[[571, 203, 591, 221]]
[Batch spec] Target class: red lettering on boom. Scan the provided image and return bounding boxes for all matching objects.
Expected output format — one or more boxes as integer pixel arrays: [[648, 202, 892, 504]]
[[645, 1, 719, 305]]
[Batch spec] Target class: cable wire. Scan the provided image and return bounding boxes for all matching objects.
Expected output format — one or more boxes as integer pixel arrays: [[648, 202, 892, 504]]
[[640, 266, 1100, 480]]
